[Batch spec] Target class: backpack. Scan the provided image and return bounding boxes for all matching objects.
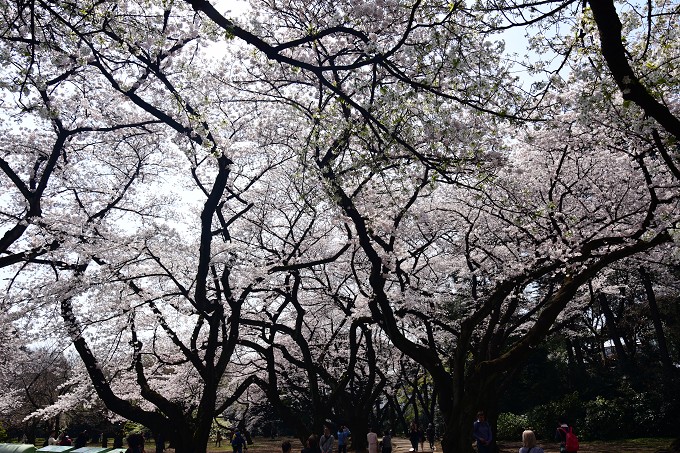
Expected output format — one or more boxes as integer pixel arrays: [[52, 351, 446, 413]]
[[561, 426, 579, 451]]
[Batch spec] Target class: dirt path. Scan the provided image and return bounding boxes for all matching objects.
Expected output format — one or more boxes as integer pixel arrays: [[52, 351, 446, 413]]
[[204, 436, 671, 453]]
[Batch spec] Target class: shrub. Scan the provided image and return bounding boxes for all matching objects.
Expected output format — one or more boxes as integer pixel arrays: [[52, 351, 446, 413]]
[[496, 412, 528, 441], [514, 389, 673, 441], [581, 395, 627, 439], [525, 391, 584, 441]]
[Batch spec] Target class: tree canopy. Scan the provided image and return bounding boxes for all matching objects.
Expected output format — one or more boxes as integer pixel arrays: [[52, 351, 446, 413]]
[[1, 0, 678, 452]]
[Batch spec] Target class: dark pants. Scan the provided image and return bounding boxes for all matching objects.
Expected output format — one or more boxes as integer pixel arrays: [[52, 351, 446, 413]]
[[338, 445, 347, 453]]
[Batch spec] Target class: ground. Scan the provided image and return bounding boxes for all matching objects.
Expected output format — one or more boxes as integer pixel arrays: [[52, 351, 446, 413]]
[[198, 436, 673, 453]]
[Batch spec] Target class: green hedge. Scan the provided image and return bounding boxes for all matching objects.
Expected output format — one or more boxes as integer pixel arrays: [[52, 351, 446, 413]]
[[498, 389, 675, 441]]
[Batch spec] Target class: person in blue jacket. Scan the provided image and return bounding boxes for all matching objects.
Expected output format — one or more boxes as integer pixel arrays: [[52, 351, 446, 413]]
[[473, 411, 492, 453], [337, 425, 351, 453]]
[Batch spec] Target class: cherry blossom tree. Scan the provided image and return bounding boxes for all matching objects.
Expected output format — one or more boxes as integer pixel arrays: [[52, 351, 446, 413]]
[[2, 2, 679, 453], [237, 27, 679, 447]]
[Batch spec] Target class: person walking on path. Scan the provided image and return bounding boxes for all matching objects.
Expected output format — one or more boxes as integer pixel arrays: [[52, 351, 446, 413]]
[[519, 430, 544, 453], [408, 422, 420, 452], [473, 411, 492, 453], [426, 423, 435, 451], [231, 429, 246, 453], [380, 429, 393, 453]]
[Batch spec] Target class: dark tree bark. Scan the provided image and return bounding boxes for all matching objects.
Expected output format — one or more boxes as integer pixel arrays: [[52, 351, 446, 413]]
[[639, 267, 674, 373], [597, 293, 630, 367], [588, 0, 680, 141]]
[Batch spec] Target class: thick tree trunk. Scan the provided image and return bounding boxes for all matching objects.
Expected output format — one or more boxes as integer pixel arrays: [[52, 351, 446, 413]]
[[350, 420, 369, 453], [440, 404, 476, 453], [598, 293, 631, 370], [639, 267, 674, 372], [386, 394, 409, 436], [439, 373, 500, 453]]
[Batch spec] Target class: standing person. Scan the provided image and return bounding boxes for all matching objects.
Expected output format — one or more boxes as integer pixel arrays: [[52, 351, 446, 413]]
[[155, 432, 165, 453], [337, 425, 351, 453], [519, 430, 544, 453], [215, 431, 222, 447], [555, 417, 578, 453], [319, 425, 334, 453], [113, 431, 124, 448], [426, 423, 435, 451], [367, 427, 378, 453], [125, 433, 146, 453], [473, 411, 492, 453], [231, 429, 246, 453], [408, 422, 420, 452], [381, 429, 393, 453]]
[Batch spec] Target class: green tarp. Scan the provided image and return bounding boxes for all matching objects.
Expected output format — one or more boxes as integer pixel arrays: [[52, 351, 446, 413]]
[[35, 447, 76, 452], [0, 444, 37, 453], [72, 449, 112, 453]]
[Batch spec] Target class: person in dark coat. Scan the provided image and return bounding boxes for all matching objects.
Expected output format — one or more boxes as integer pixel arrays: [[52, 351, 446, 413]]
[[125, 433, 145, 453]]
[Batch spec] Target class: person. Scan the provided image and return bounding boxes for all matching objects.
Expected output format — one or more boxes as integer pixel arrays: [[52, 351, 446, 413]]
[[155, 432, 165, 453], [125, 433, 145, 453], [426, 423, 435, 451], [47, 430, 58, 446], [231, 429, 246, 453], [519, 430, 544, 453], [281, 440, 292, 453], [408, 422, 420, 452], [367, 427, 378, 453], [215, 431, 222, 447], [473, 411, 492, 453], [380, 429, 393, 453], [337, 425, 351, 453], [319, 425, 335, 453], [301, 435, 320, 453], [113, 431, 124, 448], [75, 430, 88, 448], [555, 417, 576, 453], [58, 432, 72, 446], [319, 425, 334, 453]]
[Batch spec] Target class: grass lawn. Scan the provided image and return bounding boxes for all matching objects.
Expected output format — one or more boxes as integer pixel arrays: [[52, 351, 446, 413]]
[[196, 436, 674, 453], [14, 436, 675, 453]]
